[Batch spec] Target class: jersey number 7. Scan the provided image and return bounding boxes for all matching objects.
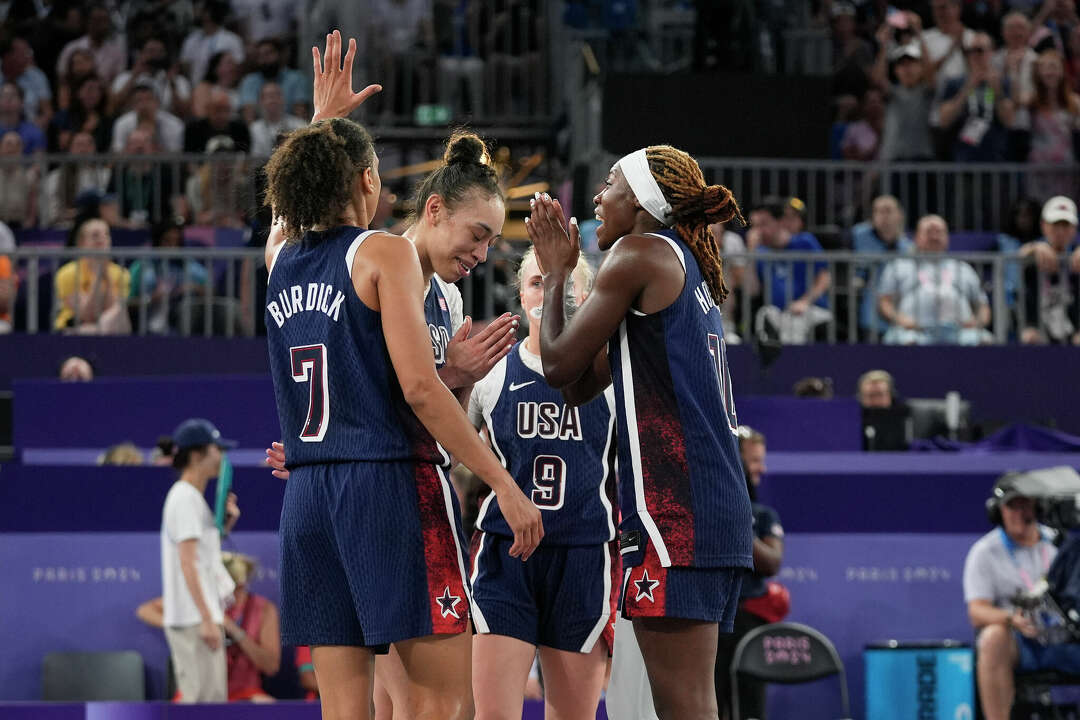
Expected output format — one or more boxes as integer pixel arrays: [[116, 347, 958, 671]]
[[290, 344, 329, 442]]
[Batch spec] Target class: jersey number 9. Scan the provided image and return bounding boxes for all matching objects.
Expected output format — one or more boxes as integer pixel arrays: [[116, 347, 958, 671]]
[[531, 454, 566, 510]]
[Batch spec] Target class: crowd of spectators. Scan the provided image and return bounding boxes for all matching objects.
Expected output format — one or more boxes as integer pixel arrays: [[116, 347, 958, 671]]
[[828, 0, 1080, 178]]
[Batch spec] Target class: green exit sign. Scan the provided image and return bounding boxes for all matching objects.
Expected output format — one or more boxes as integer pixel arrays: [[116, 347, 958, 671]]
[[414, 104, 451, 126]]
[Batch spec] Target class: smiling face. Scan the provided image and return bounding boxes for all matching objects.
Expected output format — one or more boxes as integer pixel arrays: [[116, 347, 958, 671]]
[[426, 189, 505, 282], [592, 164, 640, 251]]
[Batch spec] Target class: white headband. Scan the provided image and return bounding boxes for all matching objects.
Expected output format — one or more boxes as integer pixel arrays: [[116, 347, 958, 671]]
[[617, 149, 672, 226]]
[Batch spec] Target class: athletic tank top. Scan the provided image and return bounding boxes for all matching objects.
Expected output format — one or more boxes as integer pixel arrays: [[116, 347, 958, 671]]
[[266, 227, 448, 468], [472, 342, 617, 545], [608, 230, 753, 569]]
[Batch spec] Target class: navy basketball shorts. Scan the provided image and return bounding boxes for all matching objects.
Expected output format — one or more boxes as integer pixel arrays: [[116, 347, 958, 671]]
[[279, 460, 471, 649], [619, 535, 743, 631], [469, 532, 617, 653]]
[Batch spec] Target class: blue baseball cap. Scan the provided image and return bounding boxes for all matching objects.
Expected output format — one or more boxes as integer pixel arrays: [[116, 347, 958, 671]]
[[172, 418, 237, 451]]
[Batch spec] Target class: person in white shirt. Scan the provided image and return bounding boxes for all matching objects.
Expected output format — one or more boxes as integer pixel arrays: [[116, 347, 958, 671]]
[[55, 5, 127, 86], [160, 418, 240, 703], [110, 37, 192, 117], [921, 0, 975, 92], [180, 0, 245, 85], [110, 83, 185, 153], [992, 11, 1038, 106], [248, 81, 304, 157]]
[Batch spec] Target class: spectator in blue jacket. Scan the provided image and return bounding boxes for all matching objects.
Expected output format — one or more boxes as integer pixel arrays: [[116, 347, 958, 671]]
[[851, 195, 914, 336]]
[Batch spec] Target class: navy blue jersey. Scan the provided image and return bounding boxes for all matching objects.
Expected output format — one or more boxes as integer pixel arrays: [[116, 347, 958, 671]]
[[469, 342, 617, 545], [608, 230, 753, 569], [424, 277, 453, 368], [741, 502, 783, 599], [266, 227, 448, 468]]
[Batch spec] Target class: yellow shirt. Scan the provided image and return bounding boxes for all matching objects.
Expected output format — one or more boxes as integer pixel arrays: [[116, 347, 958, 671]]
[[54, 259, 131, 330]]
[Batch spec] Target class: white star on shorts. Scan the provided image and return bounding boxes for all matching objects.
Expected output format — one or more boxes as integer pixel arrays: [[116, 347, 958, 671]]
[[436, 586, 462, 619]]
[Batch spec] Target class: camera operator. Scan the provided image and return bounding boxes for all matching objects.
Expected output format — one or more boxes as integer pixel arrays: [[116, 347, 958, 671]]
[[963, 477, 1080, 720]]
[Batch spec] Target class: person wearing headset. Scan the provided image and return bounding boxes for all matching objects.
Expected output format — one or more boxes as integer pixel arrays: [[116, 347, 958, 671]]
[[962, 475, 1079, 720]]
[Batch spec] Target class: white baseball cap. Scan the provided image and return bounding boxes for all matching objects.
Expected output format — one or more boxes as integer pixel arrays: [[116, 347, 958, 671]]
[[1042, 196, 1078, 225]]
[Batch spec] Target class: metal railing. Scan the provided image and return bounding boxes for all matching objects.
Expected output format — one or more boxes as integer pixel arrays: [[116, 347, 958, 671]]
[[310, 1, 557, 126], [15, 154, 1078, 238], [10, 246, 262, 337], [0, 139, 559, 231], [583, 155, 1080, 236], [6, 246, 1076, 346]]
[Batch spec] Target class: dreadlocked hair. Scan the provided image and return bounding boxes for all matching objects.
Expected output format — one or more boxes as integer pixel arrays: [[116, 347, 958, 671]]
[[264, 118, 375, 243], [645, 145, 744, 306]]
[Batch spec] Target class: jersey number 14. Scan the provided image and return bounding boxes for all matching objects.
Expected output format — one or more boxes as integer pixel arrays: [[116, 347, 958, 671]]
[[707, 333, 738, 433]]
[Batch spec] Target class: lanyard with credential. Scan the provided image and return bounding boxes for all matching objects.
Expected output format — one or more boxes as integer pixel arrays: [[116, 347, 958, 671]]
[[999, 526, 1051, 591]]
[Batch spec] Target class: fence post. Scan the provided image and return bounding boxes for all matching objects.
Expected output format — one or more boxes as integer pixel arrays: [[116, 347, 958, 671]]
[[27, 256, 39, 334], [992, 256, 1007, 344]]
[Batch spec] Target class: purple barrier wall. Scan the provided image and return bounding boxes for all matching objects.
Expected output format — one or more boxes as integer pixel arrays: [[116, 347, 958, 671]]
[[0, 337, 270, 391], [12, 376, 862, 454], [8, 457, 1078, 533], [728, 344, 1080, 433], [13, 377, 279, 450], [0, 531, 977, 720], [0, 466, 285, 532], [4, 337, 1076, 433]]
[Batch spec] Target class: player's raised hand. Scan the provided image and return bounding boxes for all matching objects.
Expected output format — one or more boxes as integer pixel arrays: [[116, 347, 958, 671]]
[[443, 312, 519, 388], [526, 192, 580, 277], [265, 441, 290, 481], [499, 484, 543, 561], [311, 30, 382, 122]]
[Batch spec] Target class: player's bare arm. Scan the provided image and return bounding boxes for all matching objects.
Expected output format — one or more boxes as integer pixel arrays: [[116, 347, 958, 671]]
[[363, 233, 543, 559], [527, 196, 677, 391], [264, 29, 381, 271]]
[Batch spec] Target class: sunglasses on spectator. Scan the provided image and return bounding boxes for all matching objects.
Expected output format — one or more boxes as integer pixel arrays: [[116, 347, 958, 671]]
[[965, 46, 991, 54]]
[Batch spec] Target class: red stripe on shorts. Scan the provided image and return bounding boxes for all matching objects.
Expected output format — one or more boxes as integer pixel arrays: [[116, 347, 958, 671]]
[[623, 541, 668, 618], [414, 463, 469, 634]]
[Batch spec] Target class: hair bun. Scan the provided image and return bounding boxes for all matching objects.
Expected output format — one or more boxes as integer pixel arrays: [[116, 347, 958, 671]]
[[702, 184, 744, 226], [444, 131, 491, 167]]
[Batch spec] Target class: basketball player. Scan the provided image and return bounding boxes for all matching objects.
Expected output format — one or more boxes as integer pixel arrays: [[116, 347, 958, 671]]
[[525, 147, 755, 719], [267, 129, 524, 720], [468, 247, 619, 720], [262, 31, 541, 720]]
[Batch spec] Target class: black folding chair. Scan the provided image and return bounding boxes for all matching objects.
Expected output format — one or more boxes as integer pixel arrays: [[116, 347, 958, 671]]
[[730, 621, 851, 720]]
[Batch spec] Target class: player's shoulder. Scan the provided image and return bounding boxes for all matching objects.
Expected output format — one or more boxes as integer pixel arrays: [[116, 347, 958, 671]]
[[352, 231, 421, 272], [473, 354, 511, 414]]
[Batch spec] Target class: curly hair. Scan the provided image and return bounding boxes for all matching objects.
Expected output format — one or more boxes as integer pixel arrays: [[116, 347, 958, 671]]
[[410, 130, 503, 221], [645, 145, 744, 306], [264, 118, 375, 242]]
